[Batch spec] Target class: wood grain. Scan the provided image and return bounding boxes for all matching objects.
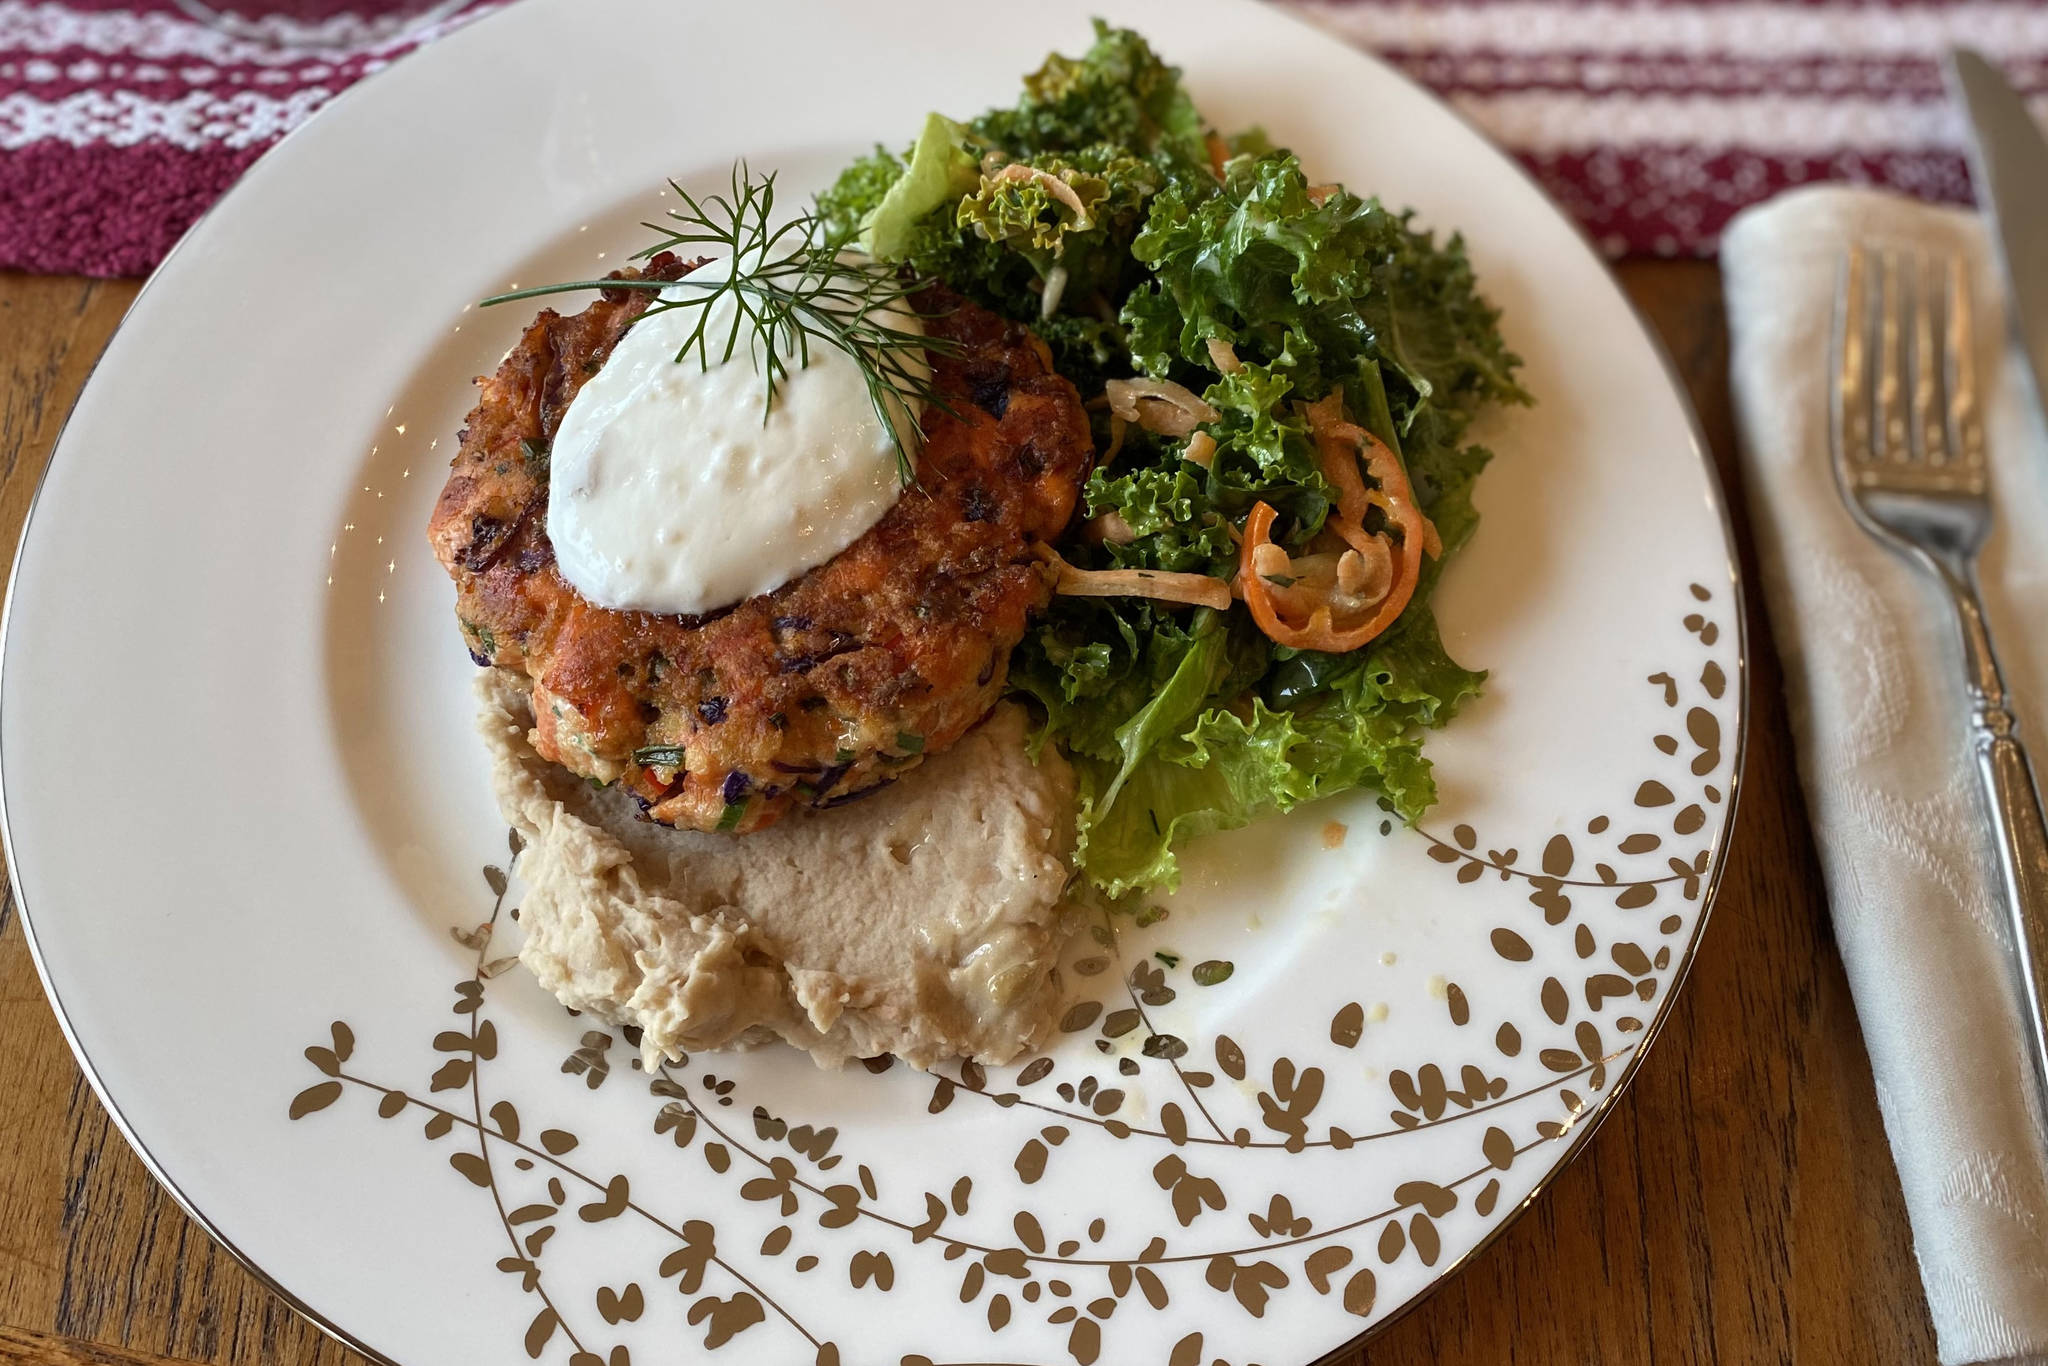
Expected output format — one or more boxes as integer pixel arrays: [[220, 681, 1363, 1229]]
[[0, 1323, 208, 1366], [0, 262, 1939, 1365]]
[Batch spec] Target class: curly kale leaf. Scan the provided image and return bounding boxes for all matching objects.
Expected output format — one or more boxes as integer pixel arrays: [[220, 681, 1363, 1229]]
[[1125, 153, 1526, 450], [972, 19, 1207, 166], [815, 26, 1526, 893]]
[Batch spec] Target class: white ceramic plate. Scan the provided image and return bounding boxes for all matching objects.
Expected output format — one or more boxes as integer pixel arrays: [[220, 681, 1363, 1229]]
[[1, 2, 1745, 1363]]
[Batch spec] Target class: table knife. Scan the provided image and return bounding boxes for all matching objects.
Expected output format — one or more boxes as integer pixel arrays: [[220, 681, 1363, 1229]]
[[1947, 48, 2048, 424]]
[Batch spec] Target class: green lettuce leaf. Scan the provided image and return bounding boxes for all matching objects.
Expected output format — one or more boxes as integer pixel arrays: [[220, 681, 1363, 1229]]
[[816, 146, 904, 248], [1096, 611, 1232, 810], [1066, 604, 1477, 893], [1260, 606, 1484, 726], [1008, 600, 1181, 763], [1073, 693, 1434, 896], [859, 112, 979, 261]]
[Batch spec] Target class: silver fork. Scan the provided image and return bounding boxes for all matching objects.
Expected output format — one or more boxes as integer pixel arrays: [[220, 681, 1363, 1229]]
[[1835, 242, 2048, 1122], [1833, 243, 2048, 1120]]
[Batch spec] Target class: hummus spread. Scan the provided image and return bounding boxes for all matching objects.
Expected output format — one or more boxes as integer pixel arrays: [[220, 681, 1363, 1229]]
[[476, 670, 1078, 1069]]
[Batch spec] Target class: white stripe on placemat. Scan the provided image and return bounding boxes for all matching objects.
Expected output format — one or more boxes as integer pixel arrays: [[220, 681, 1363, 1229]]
[[1384, 51, 2048, 99], [1286, 1, 2048, 60], [0, 0, 490, 65], [1450, 88, 2048, 152], [9, 81, 2036, 156], [0, 86, 333, 148]]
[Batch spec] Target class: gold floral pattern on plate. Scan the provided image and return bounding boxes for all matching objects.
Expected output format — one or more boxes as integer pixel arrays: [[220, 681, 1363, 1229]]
[[290, 582, 1737, 1366]]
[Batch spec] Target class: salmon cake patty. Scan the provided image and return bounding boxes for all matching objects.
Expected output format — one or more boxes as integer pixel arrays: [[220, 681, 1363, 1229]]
[[429, 254, 1093, 833]]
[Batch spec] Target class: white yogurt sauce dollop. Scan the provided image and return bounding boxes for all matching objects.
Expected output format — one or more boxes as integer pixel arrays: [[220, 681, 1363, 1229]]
[[547, 255, 923, 616]]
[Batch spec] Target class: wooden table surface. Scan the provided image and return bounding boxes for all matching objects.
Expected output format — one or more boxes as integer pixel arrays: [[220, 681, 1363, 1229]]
[[0, 262, 1942, 1366]]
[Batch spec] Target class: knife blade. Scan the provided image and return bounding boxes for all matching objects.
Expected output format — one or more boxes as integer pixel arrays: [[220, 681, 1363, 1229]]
[[1947, 47, 2048, 423]]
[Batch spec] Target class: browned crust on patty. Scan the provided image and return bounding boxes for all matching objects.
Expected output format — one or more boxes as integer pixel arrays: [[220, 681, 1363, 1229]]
[[429, 254, 1092, 833]]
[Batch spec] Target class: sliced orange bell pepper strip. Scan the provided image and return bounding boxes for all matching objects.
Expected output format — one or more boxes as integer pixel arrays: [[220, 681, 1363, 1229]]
[[1237, 502, 1374, 652], [1237, 397, 1440, 653], [1303, 393, 1441, 560]]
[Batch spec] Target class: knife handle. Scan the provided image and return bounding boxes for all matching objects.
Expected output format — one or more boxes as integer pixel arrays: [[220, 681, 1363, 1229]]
[[1972, 697, 2048, 1125]]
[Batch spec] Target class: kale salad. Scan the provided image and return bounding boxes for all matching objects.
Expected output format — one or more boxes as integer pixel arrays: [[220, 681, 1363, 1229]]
[[816, 22, 1527, 896]]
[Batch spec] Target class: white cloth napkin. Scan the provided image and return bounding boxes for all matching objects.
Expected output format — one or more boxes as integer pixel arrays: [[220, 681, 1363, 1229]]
[[1724, 185, 2048, 1364]]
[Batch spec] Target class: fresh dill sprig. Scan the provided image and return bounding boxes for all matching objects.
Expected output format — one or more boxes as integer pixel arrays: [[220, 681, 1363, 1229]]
[[481, 162, 959, 486]]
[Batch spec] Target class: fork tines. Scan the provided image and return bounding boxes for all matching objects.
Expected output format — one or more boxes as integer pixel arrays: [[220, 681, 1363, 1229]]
[[1834, 243, 1986, 494]]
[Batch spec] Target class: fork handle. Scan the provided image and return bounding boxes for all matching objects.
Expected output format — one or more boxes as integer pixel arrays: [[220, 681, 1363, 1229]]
[[1946, 566, 2048, 1120], [1974, 711, 2048, 1113]]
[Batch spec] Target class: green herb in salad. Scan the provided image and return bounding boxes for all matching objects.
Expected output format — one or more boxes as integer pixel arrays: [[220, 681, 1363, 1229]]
[[820, 21, 1528, 896]]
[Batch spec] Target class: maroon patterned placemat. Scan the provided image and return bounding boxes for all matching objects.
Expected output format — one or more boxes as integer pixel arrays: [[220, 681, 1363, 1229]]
[[1289, 0, 2048, 256], [0, 0, 499, 275], [2, 0, 2045, 275]]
